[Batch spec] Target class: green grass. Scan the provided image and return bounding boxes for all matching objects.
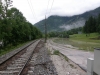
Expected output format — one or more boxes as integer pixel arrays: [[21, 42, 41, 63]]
[[53, 50, 60, 55], [70, 33, 100, 43], [61, 53, 69, 61], [54, 33, 100, 51], [0, 41, 32, 56], [53, 50, 69, 61]]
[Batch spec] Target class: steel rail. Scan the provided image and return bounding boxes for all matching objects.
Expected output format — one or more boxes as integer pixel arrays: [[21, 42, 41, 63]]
[[18, 40, 40, 75], [0, 40, 37, 65]]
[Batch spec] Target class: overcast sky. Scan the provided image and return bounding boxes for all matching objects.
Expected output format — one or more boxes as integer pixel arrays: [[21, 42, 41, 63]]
[[12, 0, 100, 24]]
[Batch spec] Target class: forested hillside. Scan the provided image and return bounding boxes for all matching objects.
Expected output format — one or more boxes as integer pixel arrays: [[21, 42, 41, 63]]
[[83, 14, 100, 34], [34, 7, 100, 32], [0, 0, 42, 47]]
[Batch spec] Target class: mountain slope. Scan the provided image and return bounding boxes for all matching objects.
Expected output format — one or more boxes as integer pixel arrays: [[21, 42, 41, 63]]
[[34, 7, 100, 32]]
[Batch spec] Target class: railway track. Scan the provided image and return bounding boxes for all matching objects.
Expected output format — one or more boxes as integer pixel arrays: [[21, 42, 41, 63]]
[[0, 40, 40, 75]]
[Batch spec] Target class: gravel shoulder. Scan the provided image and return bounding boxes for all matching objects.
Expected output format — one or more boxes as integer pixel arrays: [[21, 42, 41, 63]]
[[27, 40, 58, 75], [46, 39, 88, 75], [50, 54, 86, 75]]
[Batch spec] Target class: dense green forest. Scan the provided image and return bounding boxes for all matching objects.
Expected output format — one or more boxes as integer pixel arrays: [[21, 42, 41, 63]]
[[48, 27, 82, 38], [0, 0, 42, 48], [83, 14, 100, 34]]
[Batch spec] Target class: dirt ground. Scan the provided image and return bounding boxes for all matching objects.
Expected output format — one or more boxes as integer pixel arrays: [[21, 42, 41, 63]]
[[47, 39, 94, 71], [50, 54, 86, 75], [46, 42, 86, 75]]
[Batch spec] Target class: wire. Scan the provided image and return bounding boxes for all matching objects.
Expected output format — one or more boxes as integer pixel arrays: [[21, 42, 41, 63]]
[[29, 0, 37, 20], [45, 0, 50, 15], [27, 0, 37, 20], [49, 0, 54, 15]]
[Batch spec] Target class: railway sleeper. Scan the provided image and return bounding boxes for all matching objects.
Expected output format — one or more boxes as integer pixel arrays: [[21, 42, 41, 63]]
[[7, 67, 22, 70], [8, 64, 24, 67], [0, 71, 19, 75]]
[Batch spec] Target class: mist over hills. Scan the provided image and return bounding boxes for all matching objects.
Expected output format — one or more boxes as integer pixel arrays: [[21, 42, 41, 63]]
[[34, 7, 100, 32]]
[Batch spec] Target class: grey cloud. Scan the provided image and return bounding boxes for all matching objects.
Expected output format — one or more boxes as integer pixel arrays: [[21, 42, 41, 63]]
[[12, 0, 100, 24]]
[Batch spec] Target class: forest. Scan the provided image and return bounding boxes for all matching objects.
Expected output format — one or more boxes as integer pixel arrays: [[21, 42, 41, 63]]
[[0, 0, 42, 48], [48, 27, 82, 38], [83, 14, 100, 34]]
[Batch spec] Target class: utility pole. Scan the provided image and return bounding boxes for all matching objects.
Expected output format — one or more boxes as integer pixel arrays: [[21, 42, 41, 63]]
[[45, 15, 47, 43]]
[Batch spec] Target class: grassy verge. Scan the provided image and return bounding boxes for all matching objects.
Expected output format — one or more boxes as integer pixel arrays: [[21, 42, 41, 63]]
[[54, 33, 100, 51], [53, 50, 60, 55], [53, 50, 69, 61], [70, 33, 100, 43], [0, 41, 32, 56], [61, 53, 69, 61]]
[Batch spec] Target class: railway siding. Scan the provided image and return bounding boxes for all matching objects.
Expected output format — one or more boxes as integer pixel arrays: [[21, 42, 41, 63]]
[[0, 40, 35, 64], [0, 40, 40, 75]]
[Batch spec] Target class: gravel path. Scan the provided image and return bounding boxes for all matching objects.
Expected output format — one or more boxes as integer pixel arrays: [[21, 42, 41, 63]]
[[50, 54, 86, 75], [28, 40, 57, 75]]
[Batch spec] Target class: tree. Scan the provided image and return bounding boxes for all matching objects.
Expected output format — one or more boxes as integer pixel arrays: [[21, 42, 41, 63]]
[[96, 14, 100, 33], [97, 24, 100, 33], [83, 16, 96, 35], [0, 1, 42, 47], [83, 21, 89, 33]]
